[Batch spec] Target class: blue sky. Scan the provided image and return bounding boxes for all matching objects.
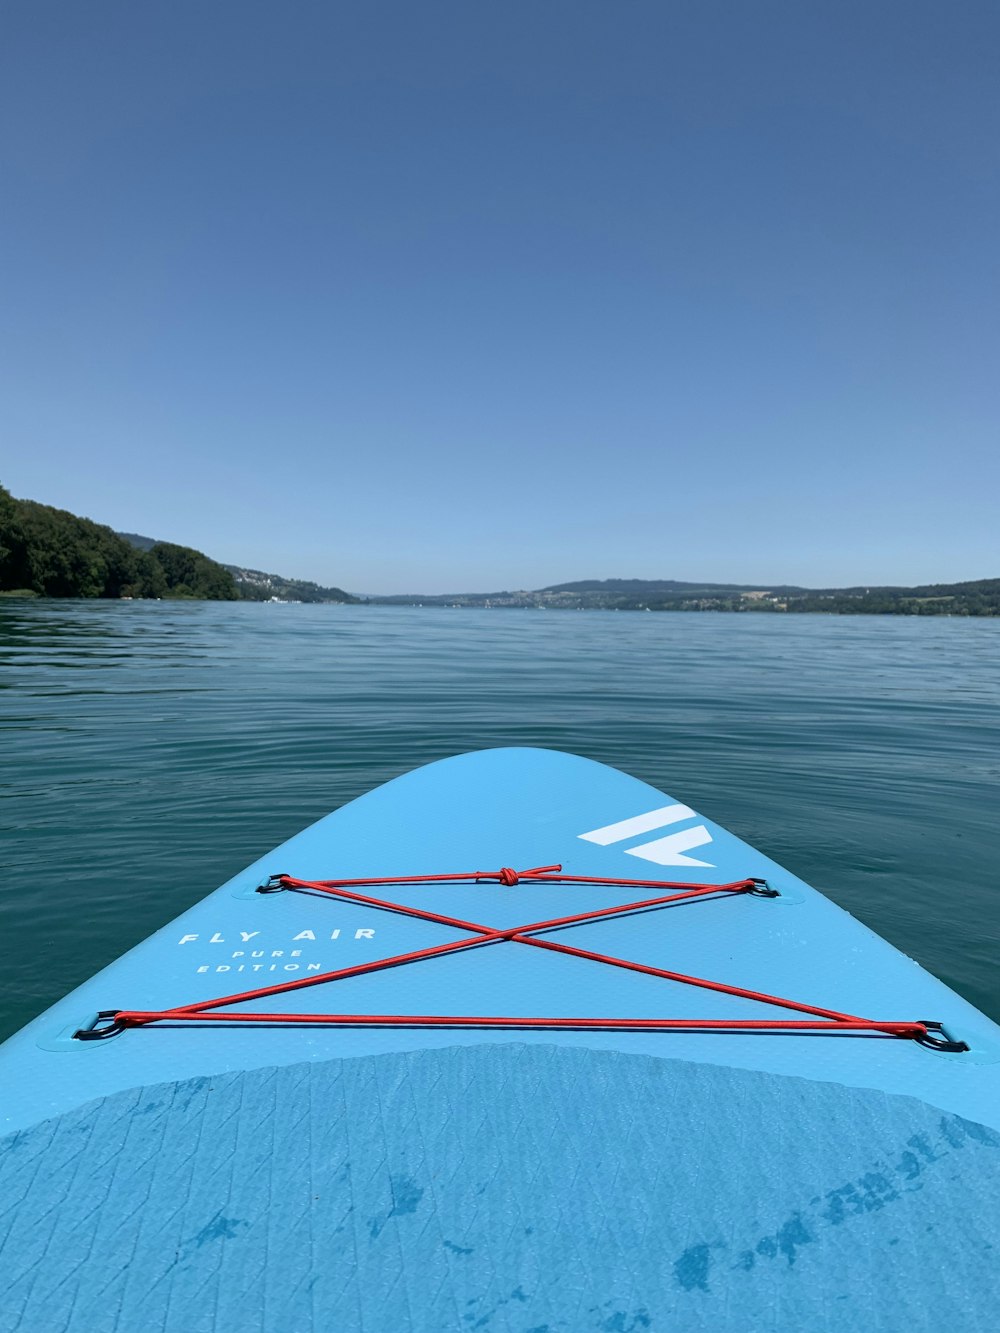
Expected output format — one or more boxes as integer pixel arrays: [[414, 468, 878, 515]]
[[2, 1, 997, 593]]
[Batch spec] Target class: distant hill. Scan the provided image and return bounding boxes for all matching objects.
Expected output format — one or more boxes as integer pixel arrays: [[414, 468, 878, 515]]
[[117, 531, 157, 553], [0, 494, 357, 604], [118, 535, 355, 603], [1, 488, 238, 600], [369, 576, 1000, 616], [222, 564, 356, 604], [10, 503, 996, 614], [542, 578, 810, 597]]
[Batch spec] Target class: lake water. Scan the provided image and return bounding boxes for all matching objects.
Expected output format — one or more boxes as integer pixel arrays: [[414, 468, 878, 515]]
[[1, 600, 997, 1042]]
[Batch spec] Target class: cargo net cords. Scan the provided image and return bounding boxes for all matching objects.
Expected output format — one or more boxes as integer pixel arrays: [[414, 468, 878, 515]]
[[74, 866, 969, 1052]]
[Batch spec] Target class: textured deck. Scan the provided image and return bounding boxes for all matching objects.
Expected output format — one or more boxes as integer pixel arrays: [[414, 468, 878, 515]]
[[3, 1043, 1000, 1333], [4, 747, 1000, 1330], [4, 748, 1000, 1140]]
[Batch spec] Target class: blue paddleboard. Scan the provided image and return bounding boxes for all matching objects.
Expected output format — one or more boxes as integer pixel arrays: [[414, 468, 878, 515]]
[[1, 747, 998, 1331]]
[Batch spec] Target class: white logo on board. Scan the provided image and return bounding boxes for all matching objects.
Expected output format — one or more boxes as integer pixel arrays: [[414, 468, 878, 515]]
[[578, 803, 715, 867], [173, 925, 377, 976]]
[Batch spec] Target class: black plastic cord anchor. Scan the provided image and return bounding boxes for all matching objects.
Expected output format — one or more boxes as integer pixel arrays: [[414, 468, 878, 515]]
[[747, 878, 780, 898], [73, 1011, 127, 1041], [914, 1020, 969, 1053]]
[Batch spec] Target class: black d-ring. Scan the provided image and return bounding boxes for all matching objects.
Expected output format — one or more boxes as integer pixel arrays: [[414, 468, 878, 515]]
[[256, 873, 289, 893], [914, 1020, 969, 1053], [747, 878, 780, 898], [73, 1010, 127, 1041]]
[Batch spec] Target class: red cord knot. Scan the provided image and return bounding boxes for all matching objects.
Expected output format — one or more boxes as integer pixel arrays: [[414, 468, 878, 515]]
[[498, 867, 519, 886]]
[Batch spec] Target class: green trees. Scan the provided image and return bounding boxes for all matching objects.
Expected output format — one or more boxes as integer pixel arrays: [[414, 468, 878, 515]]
[[0, 485, 30, 591], [148, 542, 239, 599], [0, 484, 239, 600]]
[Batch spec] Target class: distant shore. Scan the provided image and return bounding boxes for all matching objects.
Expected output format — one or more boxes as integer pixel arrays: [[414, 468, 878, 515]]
[[365, 577, 1000, 617], [3, 485, 996, 616]]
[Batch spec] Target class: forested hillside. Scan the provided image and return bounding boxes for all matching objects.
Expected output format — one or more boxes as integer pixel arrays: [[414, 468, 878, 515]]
[[119, 533, 356, 603], [0, 485, 239, 599]]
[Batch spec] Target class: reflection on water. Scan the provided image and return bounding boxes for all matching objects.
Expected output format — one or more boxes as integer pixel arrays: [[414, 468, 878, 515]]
[[1, 599, 998, 1039]]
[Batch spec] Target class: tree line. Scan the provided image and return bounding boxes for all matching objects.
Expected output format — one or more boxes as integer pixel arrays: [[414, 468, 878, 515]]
[[0, 484, 239, 600]]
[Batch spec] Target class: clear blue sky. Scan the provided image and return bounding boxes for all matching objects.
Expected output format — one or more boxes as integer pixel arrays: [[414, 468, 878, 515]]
[[2, 1, 997, 593]]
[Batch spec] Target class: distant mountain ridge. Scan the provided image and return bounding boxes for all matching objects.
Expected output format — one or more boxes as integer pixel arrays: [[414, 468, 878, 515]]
[[7, 506, 996, 615], [370, 576, 1000, 616], [541, 577, 810, 596]]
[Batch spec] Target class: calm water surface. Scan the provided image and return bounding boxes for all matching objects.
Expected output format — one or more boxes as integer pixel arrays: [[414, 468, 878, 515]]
[[1, 600, 997, 1041]]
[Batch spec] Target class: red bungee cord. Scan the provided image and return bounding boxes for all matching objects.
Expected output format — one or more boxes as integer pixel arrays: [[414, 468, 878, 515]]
[[74, 865, 968, 1051]]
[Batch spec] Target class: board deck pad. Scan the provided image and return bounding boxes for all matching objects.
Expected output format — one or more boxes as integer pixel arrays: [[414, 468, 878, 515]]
[[2, 747, 999, 1331]]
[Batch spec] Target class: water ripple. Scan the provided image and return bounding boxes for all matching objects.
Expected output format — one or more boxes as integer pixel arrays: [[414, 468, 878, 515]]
[[1, 600, 998, 1038]]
